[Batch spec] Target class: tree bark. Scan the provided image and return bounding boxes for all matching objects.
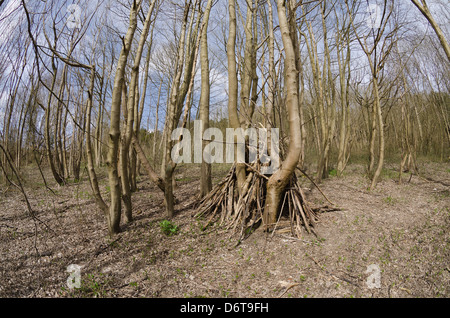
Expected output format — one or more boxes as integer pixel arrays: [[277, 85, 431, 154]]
[[227, 0, 246, 194], [410, 0, 450, 61], [120, 0, 157, 223], [264, 0, 302, 230], [45, 55, 65, 186], [132, 133, 165, 192], [86, 66, 109, 215], [106, 0, 141, 236], [199, 0, 213, 197]]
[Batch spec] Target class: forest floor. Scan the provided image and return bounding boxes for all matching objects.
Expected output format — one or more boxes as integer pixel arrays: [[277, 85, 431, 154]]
[[0, 160, 449, 298]]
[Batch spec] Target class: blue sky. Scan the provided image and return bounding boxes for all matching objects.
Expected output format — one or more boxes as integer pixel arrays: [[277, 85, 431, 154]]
[[0, 0, 448, 133]]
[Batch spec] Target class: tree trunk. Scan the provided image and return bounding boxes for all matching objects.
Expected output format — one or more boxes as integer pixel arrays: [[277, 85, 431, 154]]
[[152, 80, 162, 168], [86, 66, 109, 215], [199, 0, 213, 197], [370, 78, 385, 190], [163, 0, 198, 218], [106, 0, 141, 236], [264, 0, 302, 230], [120, 0, 157, 223], [45, 56, 65, 186], [227, 0, 246, 194], [132, 133, 165, 192], [410, 0, 450, 61]]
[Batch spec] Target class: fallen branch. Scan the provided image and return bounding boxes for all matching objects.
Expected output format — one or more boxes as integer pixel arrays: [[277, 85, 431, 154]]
[[131, 132, 165, 192], [277, 282, 300, 298], [296, 167, 334, 206], [0, 143, 56, 257], [308, 255, 360, 287]]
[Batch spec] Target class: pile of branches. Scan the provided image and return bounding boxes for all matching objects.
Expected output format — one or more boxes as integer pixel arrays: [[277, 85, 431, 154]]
[[194, 163, 324, 240]]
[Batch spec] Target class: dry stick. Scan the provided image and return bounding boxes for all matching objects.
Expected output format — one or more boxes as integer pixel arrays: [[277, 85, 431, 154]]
[[34, 152, 57, 195], [0, 185, 10, 194], [278, 283, 300, 298], [247, 177, 263, 228], [288, 190, 294, 236], [196, 165, 235, 216], [224, 182, 235, 224], [243, 162, 269, 180], [131, 132, 165, 192], [227, 172, 254, 231], [295, 184, 318, 227], [296, 201, 303, 238], [293, 191, 311, 234], [85, 236, 122, 268], [308, 255, 359, 287], [296, 166, 334, 205], [238, 175, 259, 240], [271, 191, 289, 237]]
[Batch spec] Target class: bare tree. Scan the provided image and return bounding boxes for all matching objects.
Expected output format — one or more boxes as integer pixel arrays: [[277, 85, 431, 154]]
[[346, 0, 398, 189], [263, 0, 303, 229], [106, 0, 142, 235], [410, 0, 450, 61], [199, 0, 214, 197], [163, 0, 201, 218]]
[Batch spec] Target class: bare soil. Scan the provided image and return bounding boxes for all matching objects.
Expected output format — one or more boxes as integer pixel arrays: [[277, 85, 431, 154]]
[[0, 161, 449, 298]]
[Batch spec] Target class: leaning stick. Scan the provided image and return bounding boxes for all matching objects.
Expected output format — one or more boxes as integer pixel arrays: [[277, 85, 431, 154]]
[[296, 167, 334, 205]]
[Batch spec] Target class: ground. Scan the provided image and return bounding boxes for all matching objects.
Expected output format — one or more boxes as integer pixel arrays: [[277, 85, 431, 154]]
[[0, 160, 449, 298]]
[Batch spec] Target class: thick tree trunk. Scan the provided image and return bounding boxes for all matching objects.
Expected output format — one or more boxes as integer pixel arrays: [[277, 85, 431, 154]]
[[264, 0, 302, 230]]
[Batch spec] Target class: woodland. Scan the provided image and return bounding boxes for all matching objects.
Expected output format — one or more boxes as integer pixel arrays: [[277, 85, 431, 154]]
[[0, 0, 448, 298]]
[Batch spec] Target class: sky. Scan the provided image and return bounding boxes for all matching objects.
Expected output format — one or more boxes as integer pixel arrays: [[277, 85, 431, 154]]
[[0, 0, 448, 133]]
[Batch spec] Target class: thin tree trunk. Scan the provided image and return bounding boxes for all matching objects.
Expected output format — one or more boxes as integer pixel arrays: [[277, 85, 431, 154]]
[[132, 133, 165, 192], [410, 0, 450, 61], [86, 66, 108, 215], [106, 0, 141, 236], [45, 55, 65, 186], [152, 80, 162, 168], [163, 0, 197, 218], [336, 21, 351, 176], [227, 0, 246, 194], [199, 0, 213, 197], [370, 78, 384, 189], [120, 0, 157, 223]]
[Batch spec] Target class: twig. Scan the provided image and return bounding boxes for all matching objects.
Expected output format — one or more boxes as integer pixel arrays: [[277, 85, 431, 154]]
[[0, 224, 19, 231], [399, 287, 412, 295], [278, 283, 300, 298], [0, 143, 45, 257], [1, 185, 10, 194], [271, 191, 288, 237], [243, 162, 269, 180], [278, 234, 311, 244], [33, 149, 56, 195], [308, 255, 360, 287], [85, 236, 122, 268], [296, 167, 335, 205]]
